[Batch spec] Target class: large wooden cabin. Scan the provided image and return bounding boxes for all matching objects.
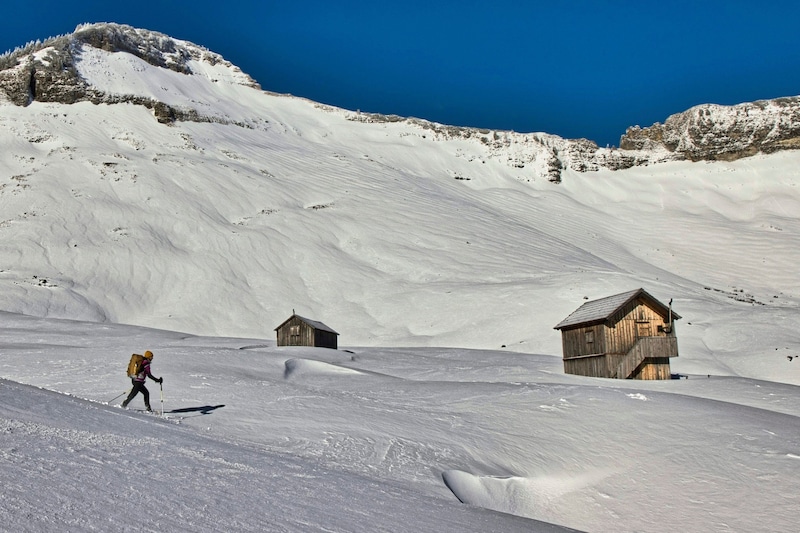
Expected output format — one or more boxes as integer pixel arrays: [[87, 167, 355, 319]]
[[554, 288, 680, 379]]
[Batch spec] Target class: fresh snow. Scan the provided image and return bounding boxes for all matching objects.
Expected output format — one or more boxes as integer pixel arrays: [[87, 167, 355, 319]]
[[1, 313, 798, 532], [1, 27, 800, 532]]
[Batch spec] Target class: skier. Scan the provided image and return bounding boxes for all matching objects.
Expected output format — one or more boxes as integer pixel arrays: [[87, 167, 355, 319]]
[[122, 350, 163, 411]]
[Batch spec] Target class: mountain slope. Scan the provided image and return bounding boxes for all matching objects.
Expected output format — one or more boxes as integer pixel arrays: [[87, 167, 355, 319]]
[[1, 23, 799, 384]]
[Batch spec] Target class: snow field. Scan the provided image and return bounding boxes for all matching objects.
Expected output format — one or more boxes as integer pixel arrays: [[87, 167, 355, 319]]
[[2, 312, 799, 532]]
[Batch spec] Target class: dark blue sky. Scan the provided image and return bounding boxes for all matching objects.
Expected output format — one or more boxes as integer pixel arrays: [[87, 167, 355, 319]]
[[3, 1, 800, 147]]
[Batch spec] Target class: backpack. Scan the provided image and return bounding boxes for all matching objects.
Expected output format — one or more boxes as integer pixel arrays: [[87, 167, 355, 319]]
[[127, 353, 145, 378]]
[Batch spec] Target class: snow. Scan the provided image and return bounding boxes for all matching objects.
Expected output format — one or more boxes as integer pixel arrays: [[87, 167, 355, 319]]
[[1, 30, 800, 531], [77, 44, 257, 124], [1, 314, 799, 532]]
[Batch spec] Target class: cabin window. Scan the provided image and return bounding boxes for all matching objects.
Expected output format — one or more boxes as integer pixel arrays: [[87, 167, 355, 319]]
[[585, 331, 594, 344], [289, 325, 300, 341]]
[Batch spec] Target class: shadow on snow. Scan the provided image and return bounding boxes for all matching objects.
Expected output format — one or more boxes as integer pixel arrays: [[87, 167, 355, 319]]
[[167, 404, 226, 415]]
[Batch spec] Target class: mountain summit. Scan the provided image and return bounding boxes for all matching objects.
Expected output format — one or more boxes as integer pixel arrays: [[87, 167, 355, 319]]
[[0, 23, 258, 122]]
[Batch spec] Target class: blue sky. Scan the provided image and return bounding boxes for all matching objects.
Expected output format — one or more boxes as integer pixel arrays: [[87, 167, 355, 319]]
[[3, 1, 800, 147]]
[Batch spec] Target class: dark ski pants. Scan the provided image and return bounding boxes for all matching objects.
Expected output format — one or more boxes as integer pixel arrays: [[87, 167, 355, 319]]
[[122, 379, 151, 409]]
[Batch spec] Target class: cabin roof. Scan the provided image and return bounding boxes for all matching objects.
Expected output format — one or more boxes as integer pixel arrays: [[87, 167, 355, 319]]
[[553, 288, 680, 330], [274, 314, 339, 335]]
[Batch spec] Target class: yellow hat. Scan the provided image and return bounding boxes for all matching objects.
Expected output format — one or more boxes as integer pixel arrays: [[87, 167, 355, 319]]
[[144, 350, 154, 359]]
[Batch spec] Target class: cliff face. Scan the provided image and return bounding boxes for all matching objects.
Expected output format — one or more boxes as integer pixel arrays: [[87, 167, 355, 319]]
[[620, 97, 800, 161], [1, 23, 798, 182]]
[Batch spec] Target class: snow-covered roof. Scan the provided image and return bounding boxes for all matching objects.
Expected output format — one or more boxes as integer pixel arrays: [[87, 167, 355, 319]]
[[554, 288, 679, 330], [275, 314, 339, 335]]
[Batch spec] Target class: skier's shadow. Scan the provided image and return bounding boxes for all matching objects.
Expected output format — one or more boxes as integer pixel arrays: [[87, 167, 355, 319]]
[[168, 404, 225, 415]]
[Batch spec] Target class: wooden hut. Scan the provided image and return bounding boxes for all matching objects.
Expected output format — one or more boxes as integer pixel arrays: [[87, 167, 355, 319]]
[[553, 288, 680, 380], [275, 314, 339, 349]]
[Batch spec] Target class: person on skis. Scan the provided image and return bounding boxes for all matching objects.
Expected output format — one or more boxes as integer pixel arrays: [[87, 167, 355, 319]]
[[122, 350, 163, 411]]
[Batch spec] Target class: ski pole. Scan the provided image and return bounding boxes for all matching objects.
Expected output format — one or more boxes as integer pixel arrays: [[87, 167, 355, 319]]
[[108, 387, 131, 404], [160, 382, 164, 417]]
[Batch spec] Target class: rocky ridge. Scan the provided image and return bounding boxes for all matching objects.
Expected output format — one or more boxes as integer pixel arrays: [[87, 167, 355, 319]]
[[0, 23, 259, 123], [1, 23, 799, 182], [620, 97, 800, 161]]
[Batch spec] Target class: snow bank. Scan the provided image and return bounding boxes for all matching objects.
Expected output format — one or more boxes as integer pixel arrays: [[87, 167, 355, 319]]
[[443, 469, 614, 522], [283, 357, 365, 379]]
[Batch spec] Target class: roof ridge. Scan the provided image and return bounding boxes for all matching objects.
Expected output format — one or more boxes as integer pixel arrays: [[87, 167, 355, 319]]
[[553, 288, 646, 330]]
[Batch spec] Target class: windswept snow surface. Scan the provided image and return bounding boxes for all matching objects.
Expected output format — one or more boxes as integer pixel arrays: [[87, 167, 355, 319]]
[[1, 312, 799, 532], [1, 38, 800, 386]]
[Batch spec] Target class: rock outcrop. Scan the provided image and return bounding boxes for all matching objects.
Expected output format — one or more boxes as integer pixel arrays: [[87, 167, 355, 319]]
[[0, 23, 259, 117], [620, 97, 800, 161]]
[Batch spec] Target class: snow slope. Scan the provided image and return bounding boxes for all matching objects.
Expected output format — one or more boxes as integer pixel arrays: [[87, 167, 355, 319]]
[[1, 36, 798, 386], [1, 312, 798, 532]]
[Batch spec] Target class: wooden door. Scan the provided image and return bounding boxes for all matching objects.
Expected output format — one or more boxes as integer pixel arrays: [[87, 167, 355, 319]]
[[636, 321, 652, 338]]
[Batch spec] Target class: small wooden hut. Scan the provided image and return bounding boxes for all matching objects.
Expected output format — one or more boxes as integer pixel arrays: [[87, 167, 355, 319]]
[[275, 314, 339, 349], [554, 288, 680, 380]]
